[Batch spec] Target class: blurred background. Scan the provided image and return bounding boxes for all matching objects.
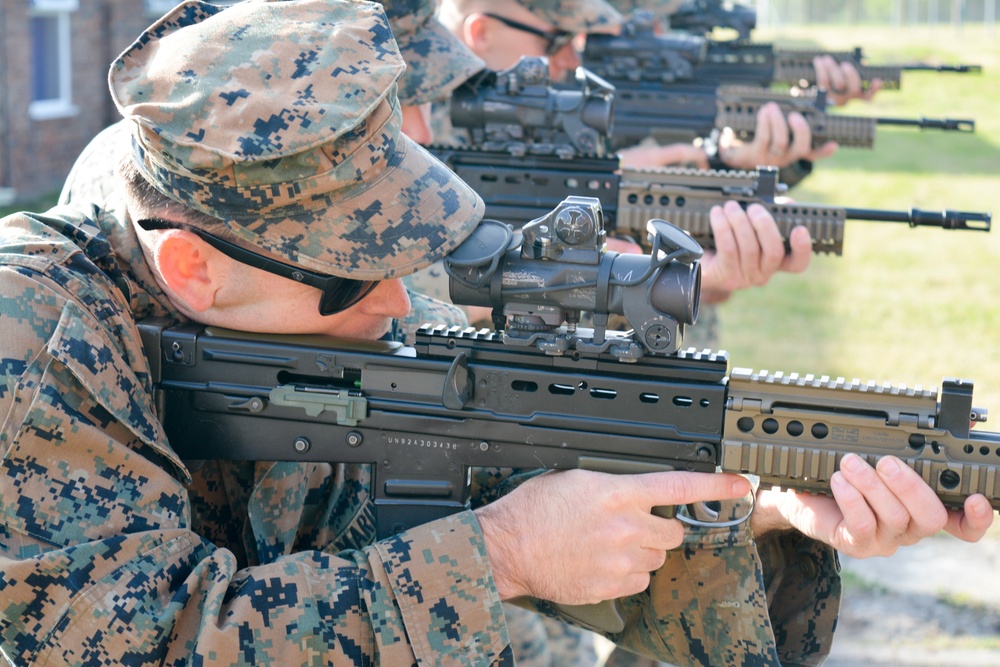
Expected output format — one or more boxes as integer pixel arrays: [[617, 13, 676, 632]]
[[755, 0, 998, 28]]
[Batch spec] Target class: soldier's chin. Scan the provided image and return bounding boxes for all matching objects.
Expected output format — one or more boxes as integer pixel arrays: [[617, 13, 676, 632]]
[[333, 318, 395, 343]]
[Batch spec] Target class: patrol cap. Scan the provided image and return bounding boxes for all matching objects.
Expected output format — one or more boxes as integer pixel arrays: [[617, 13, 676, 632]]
[[606, 0, 684, 21], [520, 0, 623, 35], [109, 0, 484, 281], [383, 0, 486, 105]]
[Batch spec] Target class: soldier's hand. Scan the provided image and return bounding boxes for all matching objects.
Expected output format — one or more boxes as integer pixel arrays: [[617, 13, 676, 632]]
[[812, 55, 883, 106], [617, 142, 710, 170], [719, 102, 838, 169], [752, 454, 996, 558], [698, 201, 811, 304], [476, 469, 749, 604]]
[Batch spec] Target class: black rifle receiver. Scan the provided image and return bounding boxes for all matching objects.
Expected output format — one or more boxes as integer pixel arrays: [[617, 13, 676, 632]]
[[450, 56, 615, 158]]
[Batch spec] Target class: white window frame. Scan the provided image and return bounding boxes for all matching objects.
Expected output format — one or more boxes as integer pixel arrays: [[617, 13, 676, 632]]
[[28, 0, 79, 121]]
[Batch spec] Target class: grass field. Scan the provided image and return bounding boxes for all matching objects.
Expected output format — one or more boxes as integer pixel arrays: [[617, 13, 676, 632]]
[[714, 22, 1000, 416]]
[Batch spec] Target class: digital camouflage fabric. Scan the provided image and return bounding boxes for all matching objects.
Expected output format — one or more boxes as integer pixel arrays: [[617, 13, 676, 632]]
[[58, 121, 128, 209], [382, 0, 487, 105], [109, 0, 483, 281], [605, 0, 684, 21], [516, 0, 624, 34], [59, 0, 485, 209]]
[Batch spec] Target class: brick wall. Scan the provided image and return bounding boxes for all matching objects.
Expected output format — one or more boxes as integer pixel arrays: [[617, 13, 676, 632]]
[[0, 2, 167, 205]]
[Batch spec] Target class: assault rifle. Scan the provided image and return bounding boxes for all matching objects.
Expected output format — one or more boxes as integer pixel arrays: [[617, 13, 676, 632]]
[[434, 58, 991, 254], [587, 12, 982, 93], [140, 196, 1000, 630], [699, 42, 983, 92], [714, 85, 974, 149], [581, 13, 978, 147]]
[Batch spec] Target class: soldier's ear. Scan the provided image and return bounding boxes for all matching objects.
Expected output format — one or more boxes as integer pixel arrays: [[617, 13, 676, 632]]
[[462, 13, 492, 53], [153, 229, 220, 313]]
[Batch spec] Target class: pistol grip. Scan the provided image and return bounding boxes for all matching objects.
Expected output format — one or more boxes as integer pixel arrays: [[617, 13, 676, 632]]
[[551, 600, 627, 634], [651, 505, 678, 519]]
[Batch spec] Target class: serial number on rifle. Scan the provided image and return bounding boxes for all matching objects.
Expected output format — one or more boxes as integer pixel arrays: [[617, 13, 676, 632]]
[[383, 435, 465, 451]]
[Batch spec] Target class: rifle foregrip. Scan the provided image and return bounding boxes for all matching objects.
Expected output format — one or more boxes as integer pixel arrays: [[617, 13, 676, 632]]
[[716, 102, 878, 148], [774, 50, 903, 90], [721, 370, 1000, 511], [617, 168, 847, 255], [550, 601, 627, 634]]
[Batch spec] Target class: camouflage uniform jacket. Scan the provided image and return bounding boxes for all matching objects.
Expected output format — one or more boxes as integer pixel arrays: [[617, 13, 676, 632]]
[[0, 202, 841, 666]]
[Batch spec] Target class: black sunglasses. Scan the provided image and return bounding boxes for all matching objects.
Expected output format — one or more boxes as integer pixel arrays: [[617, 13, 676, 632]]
[[137, 218, 379, 316], [483, 13, 575, 56]]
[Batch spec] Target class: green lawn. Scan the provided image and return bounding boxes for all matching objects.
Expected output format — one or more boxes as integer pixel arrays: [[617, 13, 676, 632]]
[[715, 23, 1000, 415], [0, 192, 59, 219]]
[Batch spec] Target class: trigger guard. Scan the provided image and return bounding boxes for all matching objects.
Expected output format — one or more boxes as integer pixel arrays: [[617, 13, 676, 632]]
[[674, 489, 755, 529]]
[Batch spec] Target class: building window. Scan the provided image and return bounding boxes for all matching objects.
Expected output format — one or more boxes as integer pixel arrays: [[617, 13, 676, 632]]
[[29, 0, 79, 120], [146, 0, 238, 16], [145, 0, 178, 17]]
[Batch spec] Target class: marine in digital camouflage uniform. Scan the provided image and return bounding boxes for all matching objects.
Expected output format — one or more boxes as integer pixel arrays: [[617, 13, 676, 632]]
[[431, 0, 623, 149], [0, 2, 497, 664], [1, 2, 845, 666], [51, 1, 594, 663]]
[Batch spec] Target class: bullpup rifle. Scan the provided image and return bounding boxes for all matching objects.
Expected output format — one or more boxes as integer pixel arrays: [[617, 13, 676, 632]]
[[713, 85, 973, 149], [140, 196, 1000, 628], [589, 12, 982, 92], [433, 58, 991, 254], [699, 42, 983, 91], [580, 13, 977, 147]]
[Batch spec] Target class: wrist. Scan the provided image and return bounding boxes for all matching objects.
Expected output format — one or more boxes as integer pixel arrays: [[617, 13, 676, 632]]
[[751, 488, 796, 537], [475, 501, 528, 601], [696, 130, 728, 171]]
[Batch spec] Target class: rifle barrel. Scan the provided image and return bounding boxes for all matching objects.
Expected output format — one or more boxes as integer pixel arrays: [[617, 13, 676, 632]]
[[875, 116, 975, 132], [844, 207, 992, 231], [901, 63, 982, 73]]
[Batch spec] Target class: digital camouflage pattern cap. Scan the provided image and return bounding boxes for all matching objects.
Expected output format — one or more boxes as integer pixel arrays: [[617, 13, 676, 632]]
[[382, 0, 486, 105], [520, 0, 623, 35], [605, 0, 684, 20], [109, 0, 484, 281]]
